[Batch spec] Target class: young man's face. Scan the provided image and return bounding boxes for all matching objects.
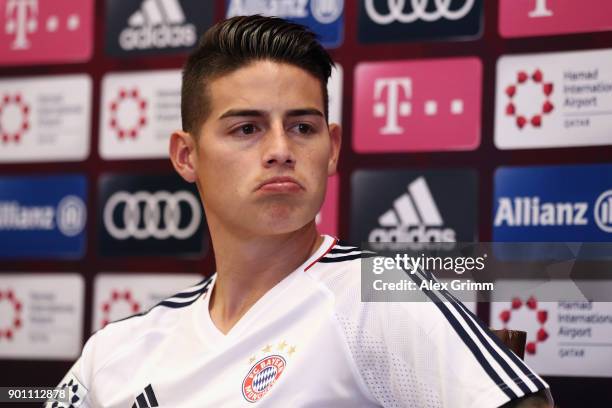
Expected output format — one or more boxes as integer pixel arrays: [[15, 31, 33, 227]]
[[172, 60, 341, 238]]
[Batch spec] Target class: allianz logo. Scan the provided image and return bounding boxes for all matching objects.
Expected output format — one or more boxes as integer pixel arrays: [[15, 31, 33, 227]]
[[227, 0, 344, 24], [119, 0, 196, 51], [0, 196, 86, 237], [494, 191, 612, 233], [369, 177, 456, 243]]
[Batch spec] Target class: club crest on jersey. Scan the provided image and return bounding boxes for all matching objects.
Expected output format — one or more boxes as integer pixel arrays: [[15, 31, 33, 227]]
[[242, 354, 286, 403]]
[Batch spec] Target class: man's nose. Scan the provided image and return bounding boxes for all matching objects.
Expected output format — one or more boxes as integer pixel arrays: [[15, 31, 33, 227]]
[[262, 124, 295, 168]]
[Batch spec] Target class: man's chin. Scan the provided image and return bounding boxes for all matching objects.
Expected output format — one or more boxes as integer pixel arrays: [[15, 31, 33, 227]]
[[252, 212, 316, 236]]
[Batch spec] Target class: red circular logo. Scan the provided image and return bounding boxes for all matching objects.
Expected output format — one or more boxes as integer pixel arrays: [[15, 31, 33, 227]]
[[505, 69, 554, 129], [0, 289, 22, 341], [242, 355, 286, 403], [499, 295, 548, 355], [100, 289, 140, 328], [0, 93, 30, 144], [109, 88, 147, 139]]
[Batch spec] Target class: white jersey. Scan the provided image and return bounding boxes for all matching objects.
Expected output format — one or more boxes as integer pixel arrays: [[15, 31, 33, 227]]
[[48, 235, 549, 408]]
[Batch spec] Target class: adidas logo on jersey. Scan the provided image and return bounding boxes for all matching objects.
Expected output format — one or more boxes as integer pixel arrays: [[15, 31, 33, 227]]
[[119, 0, 196, 51], [132, 384, 159, 408], [369, 177, 456, 243]]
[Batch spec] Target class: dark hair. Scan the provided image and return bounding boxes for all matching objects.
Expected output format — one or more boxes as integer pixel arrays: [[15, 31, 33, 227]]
[[181, 15, 334, 134]]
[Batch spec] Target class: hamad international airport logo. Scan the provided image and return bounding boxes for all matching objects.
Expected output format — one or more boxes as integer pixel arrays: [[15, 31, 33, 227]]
[[0, 288, 22, 341], [99, 289, 141, 328], [504, 69, 554, 129], [498, 296, 549, 355], [108, 87, 148, 140], [0, 92, 30, 144]]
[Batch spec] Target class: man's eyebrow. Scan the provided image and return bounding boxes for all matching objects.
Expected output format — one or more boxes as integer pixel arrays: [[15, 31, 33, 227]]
[[218, 109, 265, 119], [286, 108, 324, 118], [218, 108, 324, 120]]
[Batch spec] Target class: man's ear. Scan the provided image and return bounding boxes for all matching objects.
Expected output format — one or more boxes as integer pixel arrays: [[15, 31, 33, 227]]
[[169, 130, 197, 183], [327, 123, 342, 176]]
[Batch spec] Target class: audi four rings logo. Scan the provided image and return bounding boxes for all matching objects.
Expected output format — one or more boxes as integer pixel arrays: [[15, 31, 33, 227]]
[[103, 191, 201, 240], [365, 0, 476, 24]]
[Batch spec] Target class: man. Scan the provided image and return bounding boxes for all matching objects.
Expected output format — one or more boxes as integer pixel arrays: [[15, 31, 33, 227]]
[[48, 16, 553, 407]]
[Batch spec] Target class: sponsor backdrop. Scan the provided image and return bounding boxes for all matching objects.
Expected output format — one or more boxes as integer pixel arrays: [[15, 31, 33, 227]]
[[0, 1, 610, 406], [91, 273, 200, 331], [98, 173, 207, 256]]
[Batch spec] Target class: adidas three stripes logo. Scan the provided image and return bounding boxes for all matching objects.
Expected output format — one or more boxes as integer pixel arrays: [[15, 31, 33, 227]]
[[128, 0, 186, 27], [132, 384, 159, 408], [379, 177, 444, 227]]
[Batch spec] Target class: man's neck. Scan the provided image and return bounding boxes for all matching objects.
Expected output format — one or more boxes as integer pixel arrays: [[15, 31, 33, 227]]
[[207, 222, 324, 335]]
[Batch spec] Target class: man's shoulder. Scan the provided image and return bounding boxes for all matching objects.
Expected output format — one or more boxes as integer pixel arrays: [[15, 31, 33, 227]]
[[309, 242, 447, 331], [311, 240, 376, 273], [307, 240, 376, 293]]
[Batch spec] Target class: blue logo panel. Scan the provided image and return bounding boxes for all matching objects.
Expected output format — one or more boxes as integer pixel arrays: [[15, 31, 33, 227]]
[[493, 164, 612, 242], [0, 175, 87, 259], [225, 0, 344, 48]]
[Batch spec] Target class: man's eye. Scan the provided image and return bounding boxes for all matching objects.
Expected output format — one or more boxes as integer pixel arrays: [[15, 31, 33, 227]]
[[295, 123, 314, 134], [235, 124, 257, 135], [242, 124, 256, 134]]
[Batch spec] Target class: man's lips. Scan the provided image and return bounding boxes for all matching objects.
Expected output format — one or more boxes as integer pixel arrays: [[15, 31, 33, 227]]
[[256, 176, 304, 193]]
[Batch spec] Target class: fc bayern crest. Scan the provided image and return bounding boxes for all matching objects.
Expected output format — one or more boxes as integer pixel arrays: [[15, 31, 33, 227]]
[[242, 355, 286, 403]]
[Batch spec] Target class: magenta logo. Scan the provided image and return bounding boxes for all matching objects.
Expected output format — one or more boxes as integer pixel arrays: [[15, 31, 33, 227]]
[[499, 0, 612, 38], [353, 58, 481, 153], [0, 0, 93, 65]]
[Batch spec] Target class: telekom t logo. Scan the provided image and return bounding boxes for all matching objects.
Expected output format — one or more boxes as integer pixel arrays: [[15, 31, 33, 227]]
[[5, 0, 38, 50], [500, 0, 611, 38], [353, 58, 482, 153], [373, 77, 412, 135], [371, 75, 466, 136], [528, 0, 553, 18]]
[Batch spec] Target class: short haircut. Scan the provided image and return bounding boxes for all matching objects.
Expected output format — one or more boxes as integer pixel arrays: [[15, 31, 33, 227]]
[[181, 15, 335, 134]]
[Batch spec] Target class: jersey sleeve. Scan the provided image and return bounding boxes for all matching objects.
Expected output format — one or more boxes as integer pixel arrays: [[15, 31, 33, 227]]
[[321, 257, 551, 408], [44, 333, 97, 408], [341, 295, 550, 408]]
